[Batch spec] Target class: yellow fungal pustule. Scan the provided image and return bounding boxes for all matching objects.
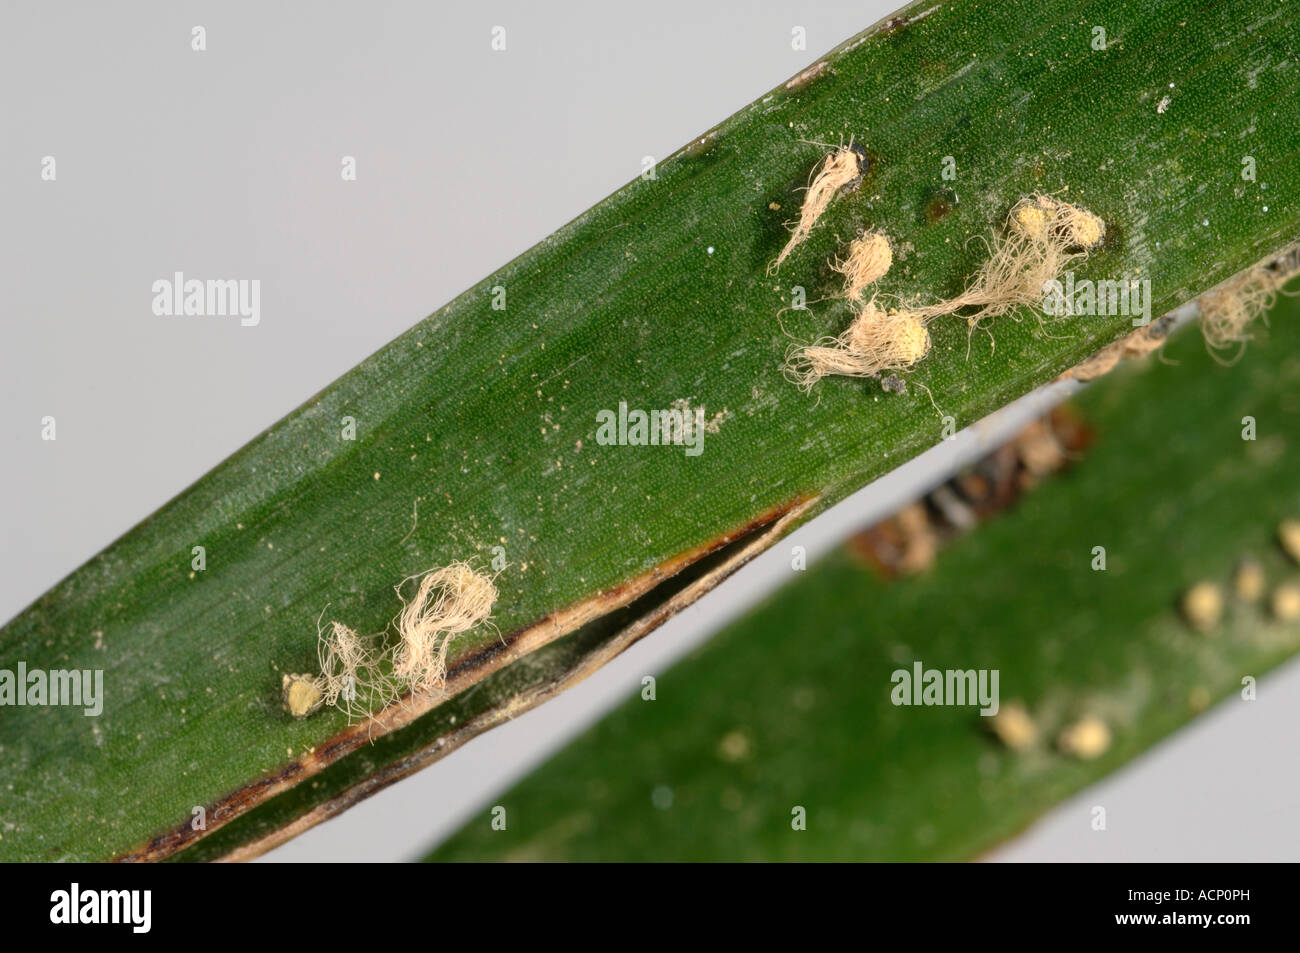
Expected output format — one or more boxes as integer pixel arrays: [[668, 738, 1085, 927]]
[[1057, 203, 1105, 249], [834, 231, 893, 301], [1012, 202, 1050, 241], [988, 701, 1038, 751], [1233, 558, 1266, 602], [1057, 716, 1111, 760], [1270, 583, 1300, 622], [1181, 581, 1224, 632], [785, 301, 931, 392], [716, 730, 752, 763], [769, 144, 866, 273], [910, 193, 1106, 329], [1278, 520, 1300, 564], [282, 673, 325, 719], [1010, 193, 1105, 248]]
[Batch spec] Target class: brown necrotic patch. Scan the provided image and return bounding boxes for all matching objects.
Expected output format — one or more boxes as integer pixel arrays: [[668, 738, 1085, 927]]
[[922, 187, 958, 224], [850, 407, 1093, 578]]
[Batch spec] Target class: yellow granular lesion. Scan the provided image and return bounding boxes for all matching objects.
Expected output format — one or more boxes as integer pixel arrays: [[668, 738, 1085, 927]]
[[1271, 583, 1300, 622], [1013, 203, 1050, 241], [1234, 558, 1266, 602], [1181, 581, 1224, 632], [282, 673, 325, 719], [988, 701, 1038, 751], [1057, 715, 1111, 760], [1277, 519, 1300, 564]]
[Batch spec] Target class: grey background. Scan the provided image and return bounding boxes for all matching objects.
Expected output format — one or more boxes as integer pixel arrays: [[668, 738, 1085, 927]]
[[3, 1, 1297, 862]]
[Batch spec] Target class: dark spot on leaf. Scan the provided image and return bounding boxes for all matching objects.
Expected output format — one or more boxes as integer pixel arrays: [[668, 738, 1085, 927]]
[[842, 144, 876, 194], [923, 188, 959, 224]]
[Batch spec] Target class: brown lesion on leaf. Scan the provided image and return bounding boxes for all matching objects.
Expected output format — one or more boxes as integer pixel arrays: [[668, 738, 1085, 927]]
[[922, 187, 958, 224], [850, 407, 1092, 578], [116, 493, 819, 862], [874, 5, 940, 38], [1056, 311, 1175, 383], [785, 61, 828, 91]]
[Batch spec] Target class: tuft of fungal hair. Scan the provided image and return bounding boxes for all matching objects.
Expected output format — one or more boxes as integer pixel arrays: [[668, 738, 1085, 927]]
[[286, 561, 498, 721], [785, 299, 931, 392], [908, 193, 1106, 329], [315, 620, 395, 721], [1198, 243, 1300, 361], [391, 562, 499, 692], [834, 231, 893, 301], [769, 144, 867, 273]]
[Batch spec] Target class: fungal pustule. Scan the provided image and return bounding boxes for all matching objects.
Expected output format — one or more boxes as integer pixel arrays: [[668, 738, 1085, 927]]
[[1271, 583, 1300, 622], [786, 303, 931, 391], [835, 231, 893, 301], [1180, 581, 1223, 632], [769, 144, 868, 273], [1057, 716, 1111, 760], [1011, 202, 1050, 242], [904, 193, 1107, 330], [1278, 520, 1300, 564], [282, 673, 325, 719], [1233, 558, 1266, 602], [988, 701, 1038, 751]]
